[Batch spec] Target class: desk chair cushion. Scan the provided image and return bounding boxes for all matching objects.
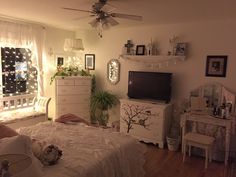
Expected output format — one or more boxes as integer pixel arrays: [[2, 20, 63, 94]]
[[183, 132, 215, 168], [184, 132, 215, 145]]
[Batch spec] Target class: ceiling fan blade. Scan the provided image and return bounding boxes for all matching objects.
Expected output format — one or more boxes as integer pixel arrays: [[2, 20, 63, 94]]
[[73, 14, 95, 21], [110, 13, 143, 21], [92, 2, 106, 11], [62, 7, 93, 13], [105, 16, 119, 26], [101, 3, 116, 13]]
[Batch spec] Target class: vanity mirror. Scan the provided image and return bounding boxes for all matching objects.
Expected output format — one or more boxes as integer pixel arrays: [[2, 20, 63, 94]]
[[184, 83, 236, 163], [190, 83, 235, 117], [107, 59, 120, 85]]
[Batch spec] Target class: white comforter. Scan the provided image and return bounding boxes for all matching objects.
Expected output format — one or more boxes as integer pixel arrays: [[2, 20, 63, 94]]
[[18, 122, 146, 177]]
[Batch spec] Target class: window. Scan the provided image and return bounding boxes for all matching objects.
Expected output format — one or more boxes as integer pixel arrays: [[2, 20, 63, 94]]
[[1, 47, 38, 96]]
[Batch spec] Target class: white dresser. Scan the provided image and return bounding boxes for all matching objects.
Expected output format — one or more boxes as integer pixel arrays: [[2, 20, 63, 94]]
[[55, 76, 91, 122], [120, 99, 172, 148]]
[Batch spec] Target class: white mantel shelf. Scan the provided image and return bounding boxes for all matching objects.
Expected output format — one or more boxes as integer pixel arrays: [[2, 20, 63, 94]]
[[120, 54, 186, 63]]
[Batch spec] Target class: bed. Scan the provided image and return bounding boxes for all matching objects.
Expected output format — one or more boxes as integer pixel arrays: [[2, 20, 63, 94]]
[[14, 121, 146, 177]]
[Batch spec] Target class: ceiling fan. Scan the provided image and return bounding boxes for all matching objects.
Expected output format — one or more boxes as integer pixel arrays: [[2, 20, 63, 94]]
[[62, 0, 142, 37]]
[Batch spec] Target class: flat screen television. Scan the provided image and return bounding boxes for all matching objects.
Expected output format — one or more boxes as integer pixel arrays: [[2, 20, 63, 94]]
[[128, 71, 172, 103]]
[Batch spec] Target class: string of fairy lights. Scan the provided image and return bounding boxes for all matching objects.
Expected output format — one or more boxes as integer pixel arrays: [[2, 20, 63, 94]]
[[1, 47, 38, 97], [64, 55, 83, 69]]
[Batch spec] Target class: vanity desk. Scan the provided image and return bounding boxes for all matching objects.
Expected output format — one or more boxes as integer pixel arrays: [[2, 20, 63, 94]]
[[181, 83, 236, 166], [181, 113, 235, 165]]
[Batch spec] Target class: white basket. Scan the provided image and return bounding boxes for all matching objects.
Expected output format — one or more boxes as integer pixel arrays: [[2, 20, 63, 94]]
[[166, 136, 180, 151]]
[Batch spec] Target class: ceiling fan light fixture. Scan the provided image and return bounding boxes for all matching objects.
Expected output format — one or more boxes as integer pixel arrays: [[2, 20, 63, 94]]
[[62, 0, 143, 38], [64, 38, 84, 51]]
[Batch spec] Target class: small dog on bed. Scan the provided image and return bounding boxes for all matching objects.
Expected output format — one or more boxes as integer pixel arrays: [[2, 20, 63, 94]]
[[31, 139, 62, 166]]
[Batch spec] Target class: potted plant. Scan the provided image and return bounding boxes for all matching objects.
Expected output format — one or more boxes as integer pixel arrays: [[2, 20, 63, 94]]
[[91, 90, 118, 126], [50, 66, 93, 84], [50, 66, 96, 93]]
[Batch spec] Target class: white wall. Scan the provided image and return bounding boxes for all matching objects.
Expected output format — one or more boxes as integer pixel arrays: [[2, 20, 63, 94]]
[[43, 26, 75, 119], [76, 19, 236, 122]]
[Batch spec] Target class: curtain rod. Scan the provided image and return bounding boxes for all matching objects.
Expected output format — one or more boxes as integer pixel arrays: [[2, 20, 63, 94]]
[[0, 13, 46, 29]]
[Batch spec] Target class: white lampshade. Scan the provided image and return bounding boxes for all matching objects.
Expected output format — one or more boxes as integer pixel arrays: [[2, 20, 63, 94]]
[[64, 38, 84, 51]]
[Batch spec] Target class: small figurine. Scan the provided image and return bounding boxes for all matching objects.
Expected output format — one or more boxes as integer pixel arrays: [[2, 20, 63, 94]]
[[146, 38, 153, 55], [0, 160, 11, 177]]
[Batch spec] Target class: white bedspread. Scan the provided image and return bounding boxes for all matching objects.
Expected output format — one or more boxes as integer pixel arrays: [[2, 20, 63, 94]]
[[18, 122, 146, 177]]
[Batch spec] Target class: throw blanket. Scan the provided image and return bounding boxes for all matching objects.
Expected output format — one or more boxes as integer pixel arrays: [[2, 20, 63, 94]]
[[18, 122, 146, 177]]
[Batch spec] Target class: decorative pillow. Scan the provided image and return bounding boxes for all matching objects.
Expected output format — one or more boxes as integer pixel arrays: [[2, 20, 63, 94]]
[[0, 124, 18, 139], [31, 139, 62, 166], [0, 135, 43, 177], [55, 113, 90, 125]]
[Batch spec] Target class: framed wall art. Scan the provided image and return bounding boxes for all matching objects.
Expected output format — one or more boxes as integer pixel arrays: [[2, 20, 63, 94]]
[[56, 55, 64, 67], [205, 55, 227, 77], [85, 54, 95, 70], [175, 43, 187, 56], [136, 45, 145, 55]]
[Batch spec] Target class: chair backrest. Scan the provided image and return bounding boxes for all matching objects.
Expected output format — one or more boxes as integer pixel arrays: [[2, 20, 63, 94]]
[[33, 97, 51, 120]]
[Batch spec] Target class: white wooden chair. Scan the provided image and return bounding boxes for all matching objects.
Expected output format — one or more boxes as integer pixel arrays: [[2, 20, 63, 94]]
[[183, 132, 215, 168], [33, 97, 51, 120]]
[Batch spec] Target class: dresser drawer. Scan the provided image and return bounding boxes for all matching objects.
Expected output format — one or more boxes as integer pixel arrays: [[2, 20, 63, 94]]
[[57, 95, 90, 104], [57, 104, 89, 113], [56, 79, 74, 86], [120, 121, 161, 140], [57, 112, 90, 121], [57, 86, 91, 95], [56, 104, 90, 120], [75, 78, 91, 86]]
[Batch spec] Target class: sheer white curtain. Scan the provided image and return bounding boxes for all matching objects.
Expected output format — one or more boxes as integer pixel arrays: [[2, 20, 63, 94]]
[[0, 19, 45, 96]]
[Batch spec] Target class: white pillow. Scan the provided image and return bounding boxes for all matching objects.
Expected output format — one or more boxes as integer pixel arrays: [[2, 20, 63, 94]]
[[0, 135, 43, 177]]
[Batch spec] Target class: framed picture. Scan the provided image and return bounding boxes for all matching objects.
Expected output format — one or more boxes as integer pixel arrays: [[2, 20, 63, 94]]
[[136, 45, 145, 55], [205, 55, 228, 77], [175, 43, 187, 56], [56, 55, 64, 67], [85, 54, 95, 70]]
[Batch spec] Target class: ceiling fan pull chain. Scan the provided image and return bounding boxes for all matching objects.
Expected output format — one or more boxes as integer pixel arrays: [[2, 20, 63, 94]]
[[96, 21, 103, 38]]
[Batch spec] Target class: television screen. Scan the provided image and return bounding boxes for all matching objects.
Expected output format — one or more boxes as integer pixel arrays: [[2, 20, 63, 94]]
[[128, 71, 172, 103]]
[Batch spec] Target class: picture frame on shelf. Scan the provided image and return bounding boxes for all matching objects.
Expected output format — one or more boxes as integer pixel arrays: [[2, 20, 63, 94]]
[[175, 43, 187, 56], [136, 45, 146, 55], [85, 54, 95, 70], [205, 55, 227, 77]]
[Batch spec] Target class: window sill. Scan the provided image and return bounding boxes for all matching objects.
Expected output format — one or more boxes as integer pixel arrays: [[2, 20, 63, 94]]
[[0, 107, 45, 124]]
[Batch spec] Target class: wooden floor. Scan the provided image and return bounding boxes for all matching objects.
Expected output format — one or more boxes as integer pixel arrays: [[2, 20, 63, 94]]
[[144, 144, 231, 177]]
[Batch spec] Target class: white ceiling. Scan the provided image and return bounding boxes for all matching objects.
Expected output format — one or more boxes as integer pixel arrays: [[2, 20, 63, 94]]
[[1, 0, 236, 30]]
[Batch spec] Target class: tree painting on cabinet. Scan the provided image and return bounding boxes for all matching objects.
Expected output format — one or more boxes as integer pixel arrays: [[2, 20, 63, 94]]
[[121, 103, 156, 133]]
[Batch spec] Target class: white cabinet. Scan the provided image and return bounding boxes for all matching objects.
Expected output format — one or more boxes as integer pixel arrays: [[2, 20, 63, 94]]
[[120, 99, 172, 148], [55, 76, 91, 121]]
